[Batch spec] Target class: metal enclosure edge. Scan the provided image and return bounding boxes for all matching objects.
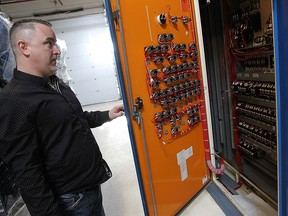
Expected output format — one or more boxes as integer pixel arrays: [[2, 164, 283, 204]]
[[273, 0, 288, 215]]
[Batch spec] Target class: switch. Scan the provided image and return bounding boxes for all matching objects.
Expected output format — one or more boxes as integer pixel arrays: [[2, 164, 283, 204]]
[[157, 13, 167, 25]]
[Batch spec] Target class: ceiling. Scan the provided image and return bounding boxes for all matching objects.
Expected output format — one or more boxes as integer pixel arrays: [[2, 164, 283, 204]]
[[0, 0, 104, 20]]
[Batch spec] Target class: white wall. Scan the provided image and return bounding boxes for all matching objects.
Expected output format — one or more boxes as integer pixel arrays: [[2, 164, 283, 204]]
[[51, 14, 121, 105]]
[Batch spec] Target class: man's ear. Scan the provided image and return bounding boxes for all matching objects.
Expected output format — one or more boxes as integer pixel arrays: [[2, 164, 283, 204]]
[[18, 40, 30, 56]]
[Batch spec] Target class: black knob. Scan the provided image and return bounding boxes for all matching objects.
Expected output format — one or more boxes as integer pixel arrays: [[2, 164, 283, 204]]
[[157, 14, 166, 25]]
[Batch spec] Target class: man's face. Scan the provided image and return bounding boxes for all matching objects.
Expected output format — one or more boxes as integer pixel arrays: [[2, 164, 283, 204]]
[[28, 23, 60, 77]]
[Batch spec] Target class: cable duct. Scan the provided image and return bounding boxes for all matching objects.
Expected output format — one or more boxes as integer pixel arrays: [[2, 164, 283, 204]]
[[200, 96, 225, 175]]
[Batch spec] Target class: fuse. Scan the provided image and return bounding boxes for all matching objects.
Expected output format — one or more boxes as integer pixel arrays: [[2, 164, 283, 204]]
[[164, 76, 173, 85], [155, 123, 163, 132], [154, 112, 164, 122], [158, 33, 167, 43], [162, 109, 171, 118], [173, 85, 181, 93], [189, 80, 196, 87], [153, 45, 162, 53], [167, 87, 174, 96], [180, 83, 187, 90], [176, 113, 182, 121], [161, 44, 169, 53], [186, 91, 192, 98], [179, 52, 188, 61], [167, 54, 177, 63], [188, 43, 197, 50], [170, 106, 177, 115], [172, 44, 182, 52], [160, 98, 169, 107], [170, 16, 178, 24], [149, 69, 161, 76], [186, 82, 192, 88], [150, 93, 157, 100], [184, 72, 191, 79], [195, 88, 201, 95], [180, 93, 186, 100], [175, 96, 181, 103], [190, 90, 196, 96], [193, 105, 200, 113], [188, 117, 195, 126], [170, 65, 178, 73], [189, 51, 198, 59], [188, 115, 200, 126], [187, 62, 195, 69], [194, 79, 201, 86], [173, 75, 179, 83], [191, 61, 198, 67], [170, 117, 176, 125], [178, 73, 185, 81], [182, 63, 189, 70], [169, 97, 177, 104], [171, 126, 179, 135], [182, 16, 190, 24], [144, 46, 154, 55], [177, 64, 184, 72], [192, 69, 198, 74], [180, 43, 187, 51], [155, 90, 162, 99], [163, 66, 171, 74], [153, 56, 165, 64], [149, 78, 160, 88], [161, 88, 170, 97], [194, 115, 200, 123], [186, 106, 193, 116], [166, 33, 175, 41]]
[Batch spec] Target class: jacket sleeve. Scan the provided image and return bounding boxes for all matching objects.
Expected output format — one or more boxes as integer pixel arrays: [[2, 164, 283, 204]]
[[81, 110, 111, 128], [0, 102, 64, 216]]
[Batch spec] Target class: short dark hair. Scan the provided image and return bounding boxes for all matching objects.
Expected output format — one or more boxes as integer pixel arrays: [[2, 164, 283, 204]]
[[9, 19, 52, 42], [9, 19, 52, 56]]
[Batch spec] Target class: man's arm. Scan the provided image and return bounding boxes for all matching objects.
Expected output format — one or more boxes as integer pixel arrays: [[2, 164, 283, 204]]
[[82, 104, 124, 128]]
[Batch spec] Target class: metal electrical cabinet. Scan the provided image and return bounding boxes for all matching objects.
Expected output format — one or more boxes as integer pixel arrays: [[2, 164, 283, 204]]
[[104, 0, 288, 215], [199, 0, 278, 203]]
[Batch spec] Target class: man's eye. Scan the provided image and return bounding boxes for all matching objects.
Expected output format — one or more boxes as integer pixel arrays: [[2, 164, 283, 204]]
[[46, 41, 54, 48]]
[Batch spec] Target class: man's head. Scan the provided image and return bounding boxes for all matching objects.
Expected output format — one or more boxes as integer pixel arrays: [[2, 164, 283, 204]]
[[10, 19, 60, 77]]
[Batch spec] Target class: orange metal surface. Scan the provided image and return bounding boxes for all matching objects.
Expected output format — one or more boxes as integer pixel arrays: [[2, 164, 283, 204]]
[[110, 1, 210, 215]]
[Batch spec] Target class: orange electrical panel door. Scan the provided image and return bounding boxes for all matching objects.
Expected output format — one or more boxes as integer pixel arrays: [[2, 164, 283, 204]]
[[107, 0, 211, 215]]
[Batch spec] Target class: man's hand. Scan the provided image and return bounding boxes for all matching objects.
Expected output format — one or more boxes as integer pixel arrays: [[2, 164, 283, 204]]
[[109, 105, 124, 120]]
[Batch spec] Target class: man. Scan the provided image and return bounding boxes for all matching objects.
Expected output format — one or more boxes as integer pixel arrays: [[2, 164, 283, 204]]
[[0, 19, 124, 216]]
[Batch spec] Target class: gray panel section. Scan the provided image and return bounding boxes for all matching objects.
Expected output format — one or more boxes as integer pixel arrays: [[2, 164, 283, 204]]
[[200, 0, 234, 161]]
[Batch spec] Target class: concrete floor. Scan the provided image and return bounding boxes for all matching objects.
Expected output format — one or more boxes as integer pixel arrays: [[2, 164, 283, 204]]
[[8, 100, 277, 216]]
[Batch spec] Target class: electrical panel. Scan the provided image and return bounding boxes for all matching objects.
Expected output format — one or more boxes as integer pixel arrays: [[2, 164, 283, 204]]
[[106, 0, 214, 215], [198, 0, 277, 203], [230, 0, 277, 201], [106, 0, 278, 214]]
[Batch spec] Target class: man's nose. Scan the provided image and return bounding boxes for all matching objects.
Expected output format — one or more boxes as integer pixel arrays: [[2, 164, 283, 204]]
[[54, 45, 61, 56]]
